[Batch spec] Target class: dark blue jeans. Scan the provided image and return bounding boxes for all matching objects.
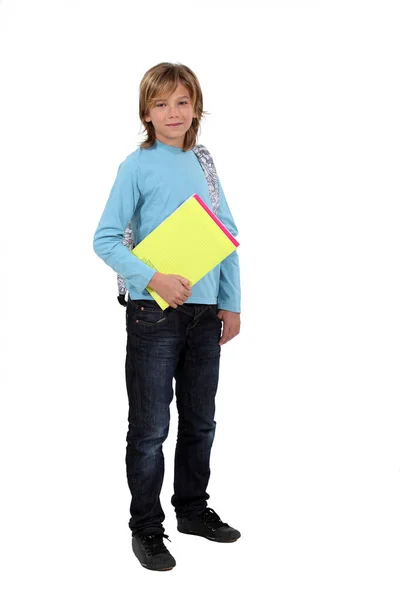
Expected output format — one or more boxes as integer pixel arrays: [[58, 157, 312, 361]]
[[125, 297, 222, 536]]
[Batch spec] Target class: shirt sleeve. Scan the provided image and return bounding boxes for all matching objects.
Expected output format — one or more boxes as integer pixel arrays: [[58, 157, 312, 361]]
[[93, 154, 157, 293], [216, 179, 241, 313]]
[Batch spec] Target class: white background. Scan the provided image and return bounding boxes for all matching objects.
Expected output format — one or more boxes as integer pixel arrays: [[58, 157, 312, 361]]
[[1, 0, 399, 598]]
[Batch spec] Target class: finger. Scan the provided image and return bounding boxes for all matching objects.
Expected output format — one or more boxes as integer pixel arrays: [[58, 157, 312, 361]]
[[179, 278, 192, 291], [219, 326, 231, 345], [220, 333, 235, 345], [221, 329, 240, 345]]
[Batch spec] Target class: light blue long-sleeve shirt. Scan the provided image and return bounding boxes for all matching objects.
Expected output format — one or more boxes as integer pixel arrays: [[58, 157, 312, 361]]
[[93, 139, 241, 312]]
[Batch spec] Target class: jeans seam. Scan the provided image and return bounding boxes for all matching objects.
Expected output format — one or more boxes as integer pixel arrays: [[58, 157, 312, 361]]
[[130, 321, 141, 513]]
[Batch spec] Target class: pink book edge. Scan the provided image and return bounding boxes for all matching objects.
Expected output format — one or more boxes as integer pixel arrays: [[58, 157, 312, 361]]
[[193, 194, 240, 248]]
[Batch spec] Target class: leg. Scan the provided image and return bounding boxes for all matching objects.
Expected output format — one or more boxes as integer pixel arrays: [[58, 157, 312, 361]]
[[125, 299, 184, 535], [171, 304, 222, 518]]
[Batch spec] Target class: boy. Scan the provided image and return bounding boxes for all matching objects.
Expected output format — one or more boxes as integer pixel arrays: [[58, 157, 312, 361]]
[[93, 62, 241, 571]]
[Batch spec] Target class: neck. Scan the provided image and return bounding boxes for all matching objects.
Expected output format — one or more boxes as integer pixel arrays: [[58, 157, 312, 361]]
[[155, 135, 184, 150]]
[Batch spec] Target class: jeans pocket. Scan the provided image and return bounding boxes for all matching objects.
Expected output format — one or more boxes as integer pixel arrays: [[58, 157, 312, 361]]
[[129, 299, 172, 327], [208, 305, 222, 324]]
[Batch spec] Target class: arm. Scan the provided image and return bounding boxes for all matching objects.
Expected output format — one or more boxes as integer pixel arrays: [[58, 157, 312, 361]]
[[93, 155, 192, 306], [217, 179, 241, 313], [215, 179, 241, 345], [93, 155, 156, 293]]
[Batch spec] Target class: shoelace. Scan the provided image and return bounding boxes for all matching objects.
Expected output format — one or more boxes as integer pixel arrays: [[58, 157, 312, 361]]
[[138, 532, 171, 556], [200, 508, 229, 531]]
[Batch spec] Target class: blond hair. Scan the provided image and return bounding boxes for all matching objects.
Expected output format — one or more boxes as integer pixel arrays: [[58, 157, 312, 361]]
[[138, 62, 209, 151]]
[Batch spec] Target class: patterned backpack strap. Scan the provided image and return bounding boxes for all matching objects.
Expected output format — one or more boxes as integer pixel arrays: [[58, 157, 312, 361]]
[[192, 144, 220, 215], [117, 144, 220, 304], [117, 223, 133, 305]]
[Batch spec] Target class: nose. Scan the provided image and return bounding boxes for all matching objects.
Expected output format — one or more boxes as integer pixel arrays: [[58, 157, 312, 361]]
[[167, 104, 180, 119]]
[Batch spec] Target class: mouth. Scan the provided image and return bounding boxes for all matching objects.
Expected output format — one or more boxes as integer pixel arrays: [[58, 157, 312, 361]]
[[167, 123, 183, 127]]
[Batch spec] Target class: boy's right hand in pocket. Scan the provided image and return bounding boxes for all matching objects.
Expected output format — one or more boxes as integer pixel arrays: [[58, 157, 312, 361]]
[[148, 273, 192, 308]]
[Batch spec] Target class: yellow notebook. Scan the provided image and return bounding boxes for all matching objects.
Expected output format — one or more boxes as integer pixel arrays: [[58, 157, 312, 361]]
[[132, 193, 239, 309]]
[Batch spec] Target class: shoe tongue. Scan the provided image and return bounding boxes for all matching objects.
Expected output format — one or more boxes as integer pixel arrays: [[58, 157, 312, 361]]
[[204, 512, 219, 524], [142, 529, 164, 537], [203, 510, 225, 527]]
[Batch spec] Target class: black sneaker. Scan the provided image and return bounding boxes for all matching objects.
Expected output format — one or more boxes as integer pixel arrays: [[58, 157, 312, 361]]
[[131, 532, 176, 571], [177, 507, 241, 543]]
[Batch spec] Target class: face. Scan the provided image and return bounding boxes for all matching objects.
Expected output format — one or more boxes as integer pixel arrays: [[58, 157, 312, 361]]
[[144, 82, 197, 148]]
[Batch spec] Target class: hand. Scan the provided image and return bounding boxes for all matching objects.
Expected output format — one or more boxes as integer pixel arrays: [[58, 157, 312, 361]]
[[148, 273, 192, 308], [217, 310, 241, 345]]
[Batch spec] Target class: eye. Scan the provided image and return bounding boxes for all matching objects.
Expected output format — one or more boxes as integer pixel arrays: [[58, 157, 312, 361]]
[[155, 101, 189, 107]]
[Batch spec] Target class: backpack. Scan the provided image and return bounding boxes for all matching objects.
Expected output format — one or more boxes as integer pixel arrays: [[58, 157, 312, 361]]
[[117, 144, 220, 306]]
